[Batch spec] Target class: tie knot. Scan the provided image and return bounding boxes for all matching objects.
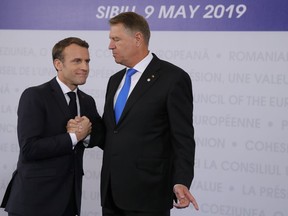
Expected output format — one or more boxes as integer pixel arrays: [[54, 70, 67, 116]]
[[67, 91, 76, 100], [126, 68, 137, 77]]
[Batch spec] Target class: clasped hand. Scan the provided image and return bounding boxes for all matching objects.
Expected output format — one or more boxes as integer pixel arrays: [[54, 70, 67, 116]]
[[66, 116, 92, 141]]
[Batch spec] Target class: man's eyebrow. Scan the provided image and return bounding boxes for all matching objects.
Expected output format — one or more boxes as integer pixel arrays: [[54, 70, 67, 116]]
[[71, 57, 90, 62]]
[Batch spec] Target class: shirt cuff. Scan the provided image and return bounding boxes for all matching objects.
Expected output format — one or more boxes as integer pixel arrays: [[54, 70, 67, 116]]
[[83, 135, 90, 147], [69, 132, 78, 149]]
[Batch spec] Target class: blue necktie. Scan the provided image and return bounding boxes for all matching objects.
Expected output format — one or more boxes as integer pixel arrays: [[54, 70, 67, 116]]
[[114, 68, 137, 123]]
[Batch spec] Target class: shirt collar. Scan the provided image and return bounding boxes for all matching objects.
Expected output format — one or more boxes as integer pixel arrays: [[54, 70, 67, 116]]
[[56, 76, 77, 94], [128, 51, 153, 73]]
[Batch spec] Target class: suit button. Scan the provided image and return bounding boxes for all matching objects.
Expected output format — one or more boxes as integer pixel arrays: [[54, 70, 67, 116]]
[[113, 130, 118, 134]]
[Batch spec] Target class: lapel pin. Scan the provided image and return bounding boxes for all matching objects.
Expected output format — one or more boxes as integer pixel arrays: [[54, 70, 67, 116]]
[[147, 75, 155, 82]]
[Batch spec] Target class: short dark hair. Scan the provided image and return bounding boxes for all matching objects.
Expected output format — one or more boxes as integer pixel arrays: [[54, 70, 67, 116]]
[[109, 12, 150, 45], [52, 37, 89, 62]]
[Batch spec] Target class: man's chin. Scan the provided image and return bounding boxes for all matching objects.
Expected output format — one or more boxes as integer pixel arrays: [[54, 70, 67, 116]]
[[113, 57, 121, 64], [76, 80, 87, 86]]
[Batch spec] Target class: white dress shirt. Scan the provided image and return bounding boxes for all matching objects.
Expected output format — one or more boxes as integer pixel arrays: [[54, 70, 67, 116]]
[[56, 76, 90, 148], [114, 52, 153, 106]]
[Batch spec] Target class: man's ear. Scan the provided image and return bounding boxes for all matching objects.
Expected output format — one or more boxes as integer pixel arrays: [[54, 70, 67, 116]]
[[53, 59, 63, 71], [135, 32, 142, 47]]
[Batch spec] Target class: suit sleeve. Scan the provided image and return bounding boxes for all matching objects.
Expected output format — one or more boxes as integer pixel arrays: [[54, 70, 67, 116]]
[[167, 70, 195, 188], [84, 96, 105, 150], [17, 88, 73, 161]]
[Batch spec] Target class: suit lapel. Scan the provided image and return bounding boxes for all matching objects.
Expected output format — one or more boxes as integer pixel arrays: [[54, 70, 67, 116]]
[[78, 89, 93, 117], [117, 56, 161, 124], [49, 77, 71, 119], [106, 69, 126, 125]]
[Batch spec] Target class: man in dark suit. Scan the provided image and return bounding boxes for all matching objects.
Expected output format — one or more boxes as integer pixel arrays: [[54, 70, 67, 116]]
[[101, 12, 199, 216], [1, 37, 104, 216]]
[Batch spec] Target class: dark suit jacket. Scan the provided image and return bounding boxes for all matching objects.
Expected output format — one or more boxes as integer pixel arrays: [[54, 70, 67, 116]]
[[1, 77, 104, 216], [101, 54, 195, 212]]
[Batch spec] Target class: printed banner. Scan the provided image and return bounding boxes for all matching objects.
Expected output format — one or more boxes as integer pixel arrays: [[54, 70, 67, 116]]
[[1, 0, 288, 31]]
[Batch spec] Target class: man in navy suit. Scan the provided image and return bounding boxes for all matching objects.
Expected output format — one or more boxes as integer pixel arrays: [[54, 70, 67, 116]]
[[101, 12, 199, 216], [1, 37, 105, 216]]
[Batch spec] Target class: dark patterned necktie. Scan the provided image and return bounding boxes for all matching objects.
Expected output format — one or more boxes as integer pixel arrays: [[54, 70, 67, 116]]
[[67, 91, 77, 118]]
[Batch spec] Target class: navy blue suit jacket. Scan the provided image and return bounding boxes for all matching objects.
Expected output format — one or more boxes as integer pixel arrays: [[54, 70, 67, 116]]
[[101, 54, 195, 212], [1, 77, 104, 216]]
